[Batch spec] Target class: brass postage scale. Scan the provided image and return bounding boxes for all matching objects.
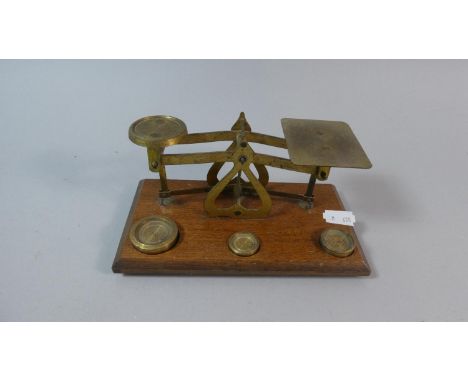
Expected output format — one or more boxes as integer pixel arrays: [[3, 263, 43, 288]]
[[112, 112, 372, 276]]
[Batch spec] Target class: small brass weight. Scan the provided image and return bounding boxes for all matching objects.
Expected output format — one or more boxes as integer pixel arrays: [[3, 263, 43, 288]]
[[115, 112, 372, 275]]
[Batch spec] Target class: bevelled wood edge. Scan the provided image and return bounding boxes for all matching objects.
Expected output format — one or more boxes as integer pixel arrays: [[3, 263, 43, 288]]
[[112, 180, 145, 273], [112, 180, 371, 277], [329, 184, 371, 276]]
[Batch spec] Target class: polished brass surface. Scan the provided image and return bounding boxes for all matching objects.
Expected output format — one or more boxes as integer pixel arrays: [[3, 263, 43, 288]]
[[253, 153, 317, 174], [129, 215, 179, 254], [207, 152, 269, 187], [128, 112, 372, 219], [319, 228, 356, 257], [129, 115, 187, 148], [177, 131, 287, 148], [228, 232, 260, 256], [206, 113, 269, 188], [201, 112, 272, 218], [162, 151, 232, 165], [204, 143, 272, 218], [281, 118, 372, 168]]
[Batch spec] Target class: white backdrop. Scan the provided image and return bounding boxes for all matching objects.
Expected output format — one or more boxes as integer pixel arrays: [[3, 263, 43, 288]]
[[1, 60, 467, 320]]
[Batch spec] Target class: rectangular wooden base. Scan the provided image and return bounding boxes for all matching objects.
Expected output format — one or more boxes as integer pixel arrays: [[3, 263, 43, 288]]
[[112, 179, 370, 276]]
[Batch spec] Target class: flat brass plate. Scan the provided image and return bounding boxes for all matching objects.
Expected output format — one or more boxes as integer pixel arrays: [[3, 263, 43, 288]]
[[228, 232, 260, 256], [281, 118, 372, 168], [129, 215, 179, 254], [129, 115, 187, 147], [319, 228, 356, 257]]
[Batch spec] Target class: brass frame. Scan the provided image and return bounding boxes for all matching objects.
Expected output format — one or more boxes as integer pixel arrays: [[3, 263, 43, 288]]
[[142, 113, 327, 218], [131, 112, 367, 219]]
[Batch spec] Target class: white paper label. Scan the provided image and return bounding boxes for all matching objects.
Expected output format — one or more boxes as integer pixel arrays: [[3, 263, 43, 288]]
[[323, 210, 355, 226]]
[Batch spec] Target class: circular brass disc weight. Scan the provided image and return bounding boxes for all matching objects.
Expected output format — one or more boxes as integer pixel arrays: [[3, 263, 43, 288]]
[[129, 115, 187, 147], [228, 232, 260, 256], [129, 215, 179, 254], [319, 228, 355, 257]]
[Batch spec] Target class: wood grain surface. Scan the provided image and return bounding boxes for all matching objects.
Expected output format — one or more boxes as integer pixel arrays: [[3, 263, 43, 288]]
[[112, 179, 371, 276]]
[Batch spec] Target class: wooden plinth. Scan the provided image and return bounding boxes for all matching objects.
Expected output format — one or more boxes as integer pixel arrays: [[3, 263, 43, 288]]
[[112, 179, 370, 276]]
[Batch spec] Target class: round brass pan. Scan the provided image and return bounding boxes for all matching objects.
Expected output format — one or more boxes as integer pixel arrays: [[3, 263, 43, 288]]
[[129, 115, 187, 147]]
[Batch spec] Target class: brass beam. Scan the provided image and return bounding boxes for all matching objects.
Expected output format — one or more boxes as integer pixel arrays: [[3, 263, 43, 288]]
[[253, 153, 316, 174], [162, 151, 232, 165]]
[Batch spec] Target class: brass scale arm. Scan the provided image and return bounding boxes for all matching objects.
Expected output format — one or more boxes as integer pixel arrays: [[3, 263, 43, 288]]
[[161, 131, 321, 173], [147, 129, 329, 218]]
